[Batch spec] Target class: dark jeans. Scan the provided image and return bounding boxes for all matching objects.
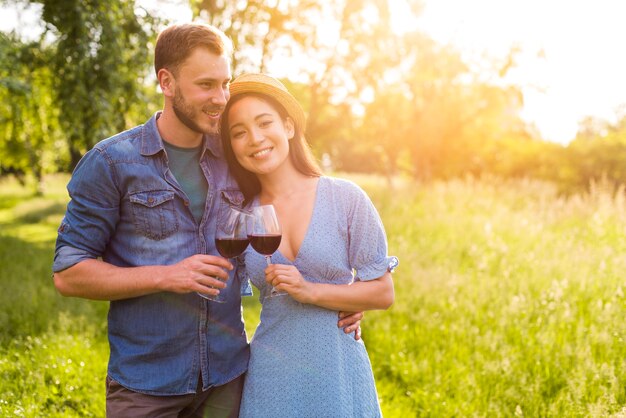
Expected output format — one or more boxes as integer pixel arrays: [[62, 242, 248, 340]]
[[106, 374, 244, 418]]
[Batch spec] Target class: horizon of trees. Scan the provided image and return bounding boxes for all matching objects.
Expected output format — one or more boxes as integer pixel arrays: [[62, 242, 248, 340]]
[[1, 0, 625, 195]]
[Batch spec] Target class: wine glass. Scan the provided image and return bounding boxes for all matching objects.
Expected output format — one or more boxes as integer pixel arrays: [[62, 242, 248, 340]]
[[197, 207, 250, 302], [248, 204, 283, 297]]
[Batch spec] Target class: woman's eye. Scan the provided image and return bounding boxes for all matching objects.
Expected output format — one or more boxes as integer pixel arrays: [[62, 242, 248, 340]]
[[231, 130, 245, 139], [259, 120, 273, 128]]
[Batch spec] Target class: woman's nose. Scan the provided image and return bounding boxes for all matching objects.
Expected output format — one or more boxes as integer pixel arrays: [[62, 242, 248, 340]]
[[249, 128, 264, 144]]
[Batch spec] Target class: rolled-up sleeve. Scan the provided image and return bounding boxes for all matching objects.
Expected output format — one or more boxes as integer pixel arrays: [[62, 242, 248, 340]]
[[346, 185, 398, 281], [53, 148, 120, 272]]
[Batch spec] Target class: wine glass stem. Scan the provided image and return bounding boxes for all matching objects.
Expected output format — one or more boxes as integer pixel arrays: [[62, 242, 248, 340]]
[[266, 255, 279, 295]]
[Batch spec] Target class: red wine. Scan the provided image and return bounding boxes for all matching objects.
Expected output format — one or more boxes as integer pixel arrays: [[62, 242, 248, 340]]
[[248, 234, 282, 256], [215, 238, 250, 258]]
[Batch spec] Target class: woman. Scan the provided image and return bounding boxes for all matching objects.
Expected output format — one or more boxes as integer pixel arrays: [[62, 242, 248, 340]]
[[221, 73, 398, 417]]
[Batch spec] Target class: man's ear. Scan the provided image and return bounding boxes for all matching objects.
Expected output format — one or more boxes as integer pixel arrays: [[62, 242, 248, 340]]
[[158, 68, 175, 97], [284, 117, 295, 140]]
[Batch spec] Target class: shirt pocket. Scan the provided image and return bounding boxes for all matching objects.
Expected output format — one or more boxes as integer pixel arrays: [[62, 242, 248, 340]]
[[129, 190, 179, 240], [217, 189, 245, 225]]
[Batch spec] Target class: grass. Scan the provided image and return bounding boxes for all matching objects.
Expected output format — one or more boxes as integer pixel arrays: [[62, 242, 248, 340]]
[[0, 175, 108, 417], [2, 173, 626, 416], [361, 175, 626, 417]]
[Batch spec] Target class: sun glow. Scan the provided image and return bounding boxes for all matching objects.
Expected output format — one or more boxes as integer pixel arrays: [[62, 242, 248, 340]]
[[414, 0, 626, 144]]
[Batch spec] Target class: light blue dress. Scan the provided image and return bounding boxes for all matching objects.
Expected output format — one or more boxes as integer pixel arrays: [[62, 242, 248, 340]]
[[238, 176, 398, 418]]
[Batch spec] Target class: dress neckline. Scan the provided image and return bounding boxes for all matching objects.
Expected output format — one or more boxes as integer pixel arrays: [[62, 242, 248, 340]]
[[275, 176, 324, 264]]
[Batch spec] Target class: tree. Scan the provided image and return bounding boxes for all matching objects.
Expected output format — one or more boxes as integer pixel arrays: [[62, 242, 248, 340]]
[[34, 0, 159, 169], [193, 0, 413, 156], [192, 0, 320, 74], [0, 31, 59, 192]]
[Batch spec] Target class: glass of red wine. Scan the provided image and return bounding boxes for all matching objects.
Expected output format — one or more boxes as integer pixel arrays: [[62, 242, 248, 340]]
[[198, 207, 250, 303], [248, 204, 283, 297]]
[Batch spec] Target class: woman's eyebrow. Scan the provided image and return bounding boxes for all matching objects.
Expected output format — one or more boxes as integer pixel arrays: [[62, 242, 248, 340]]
[[229, 113, 274, 132]]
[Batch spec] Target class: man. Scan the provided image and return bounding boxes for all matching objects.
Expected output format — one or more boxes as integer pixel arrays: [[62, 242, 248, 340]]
[[53, 23, 361, 417]]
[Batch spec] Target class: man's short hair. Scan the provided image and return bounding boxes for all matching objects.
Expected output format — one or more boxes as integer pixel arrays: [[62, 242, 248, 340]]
[[154, 23, 232, 76]]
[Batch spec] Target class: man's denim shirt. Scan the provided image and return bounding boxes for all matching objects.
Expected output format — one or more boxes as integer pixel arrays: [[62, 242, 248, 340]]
[[53, 113, 252, 395]]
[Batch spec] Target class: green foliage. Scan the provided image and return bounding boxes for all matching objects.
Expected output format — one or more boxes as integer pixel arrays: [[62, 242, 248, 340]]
[[0, 32, 61, 190], [0, 0, 161, 184], [191, 0, 321, 73], [563, 130, 626, 192], [37, 0, 160, 168]]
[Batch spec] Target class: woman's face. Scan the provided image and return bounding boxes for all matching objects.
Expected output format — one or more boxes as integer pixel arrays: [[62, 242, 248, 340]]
[[227, 96, 294, 176]]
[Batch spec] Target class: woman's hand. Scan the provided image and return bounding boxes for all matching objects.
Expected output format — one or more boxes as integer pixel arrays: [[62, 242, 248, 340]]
[[264, 264, 316, 304]]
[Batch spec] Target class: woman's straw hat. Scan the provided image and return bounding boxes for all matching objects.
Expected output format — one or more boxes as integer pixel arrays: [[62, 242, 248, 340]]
[[229, 73, 307, 134]]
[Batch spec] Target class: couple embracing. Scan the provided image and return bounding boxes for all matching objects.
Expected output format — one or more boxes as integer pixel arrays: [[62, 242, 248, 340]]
[[53, 23, 397, 418]]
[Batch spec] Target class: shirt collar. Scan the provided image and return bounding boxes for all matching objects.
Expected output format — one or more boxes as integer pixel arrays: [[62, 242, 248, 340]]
[[141, 111, 223, 159]]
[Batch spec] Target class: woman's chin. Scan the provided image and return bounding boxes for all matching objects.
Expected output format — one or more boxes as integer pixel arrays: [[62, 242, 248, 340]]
[[243, 160, 279, 175]]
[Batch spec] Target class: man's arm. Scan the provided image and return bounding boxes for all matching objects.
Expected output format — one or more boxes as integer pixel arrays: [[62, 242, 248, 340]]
[[54, 255, 233, 301], [338, 311, 364, 340]]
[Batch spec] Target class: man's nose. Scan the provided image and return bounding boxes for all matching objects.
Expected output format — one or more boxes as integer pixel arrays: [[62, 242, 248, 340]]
[[211, 87, 228, 106]]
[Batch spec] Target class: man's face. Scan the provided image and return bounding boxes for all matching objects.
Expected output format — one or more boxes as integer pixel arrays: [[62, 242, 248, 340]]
[[171, 48, 231, 135]]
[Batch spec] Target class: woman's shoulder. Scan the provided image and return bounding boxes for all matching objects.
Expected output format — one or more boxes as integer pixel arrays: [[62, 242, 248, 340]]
[[320, 175, 365, 196], [319, 176, 373, 215]]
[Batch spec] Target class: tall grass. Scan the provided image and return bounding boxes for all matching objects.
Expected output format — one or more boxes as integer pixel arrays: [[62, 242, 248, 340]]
[[2, 174, 626, 416], [361, 175, 626, 417]]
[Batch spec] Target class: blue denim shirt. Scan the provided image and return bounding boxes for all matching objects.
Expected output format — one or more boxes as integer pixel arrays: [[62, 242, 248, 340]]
[[53, 112, 252, 395]]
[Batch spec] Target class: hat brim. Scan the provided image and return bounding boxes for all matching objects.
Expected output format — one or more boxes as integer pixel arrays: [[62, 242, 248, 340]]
[[229, 79, 307, 134]]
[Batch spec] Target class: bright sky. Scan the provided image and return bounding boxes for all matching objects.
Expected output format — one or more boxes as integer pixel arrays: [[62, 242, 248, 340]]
[[415, 0, 626, 144], [2, 0, 625, 144]]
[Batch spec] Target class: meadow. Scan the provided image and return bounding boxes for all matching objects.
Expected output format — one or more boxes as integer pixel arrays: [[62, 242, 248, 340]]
[[2, 173, 626, 417]]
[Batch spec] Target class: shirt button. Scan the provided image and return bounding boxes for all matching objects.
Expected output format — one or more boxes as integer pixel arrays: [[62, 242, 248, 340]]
[[148, 197, 155, 204], [184, 200, 189, 206]]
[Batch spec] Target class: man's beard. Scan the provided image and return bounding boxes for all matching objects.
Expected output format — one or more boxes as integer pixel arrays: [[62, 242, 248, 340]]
[[172, 87, 220, 135]]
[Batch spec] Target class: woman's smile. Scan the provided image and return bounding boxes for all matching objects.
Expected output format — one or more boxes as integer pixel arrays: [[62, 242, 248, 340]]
[[250, 147, 274, 159]]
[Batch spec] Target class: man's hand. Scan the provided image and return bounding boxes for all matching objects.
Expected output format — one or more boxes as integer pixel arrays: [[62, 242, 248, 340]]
[[164, 254, 233, 298], [338, 311, 364, 341]]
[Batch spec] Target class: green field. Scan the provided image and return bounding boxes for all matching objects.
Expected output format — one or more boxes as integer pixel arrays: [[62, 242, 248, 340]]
[[2, 174, 626, 417]]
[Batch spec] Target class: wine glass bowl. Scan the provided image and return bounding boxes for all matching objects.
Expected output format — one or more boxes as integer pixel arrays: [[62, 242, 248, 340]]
[[216, 208, 251, 258], [248, 234, 282, 257], [198, 207, 250, 302], [248, 204, 283, 297]]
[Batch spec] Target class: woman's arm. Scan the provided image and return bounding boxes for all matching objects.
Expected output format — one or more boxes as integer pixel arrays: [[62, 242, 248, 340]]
[[265, 264, 394, 312]]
